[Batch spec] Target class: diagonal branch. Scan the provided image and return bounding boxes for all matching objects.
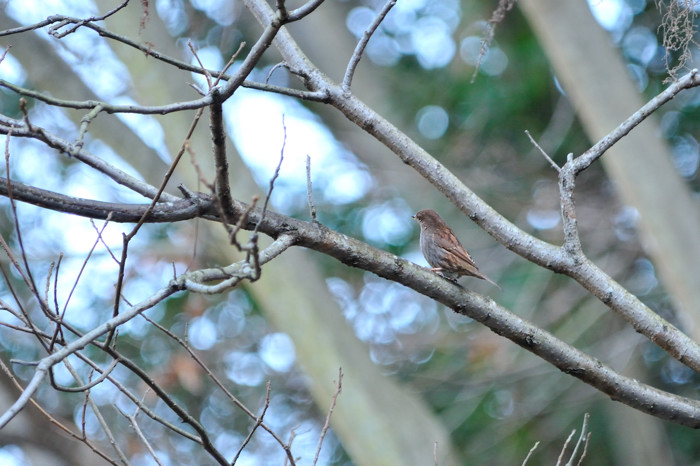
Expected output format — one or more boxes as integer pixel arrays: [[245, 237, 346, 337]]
[[342, 0, 396, 95], [0, 177, 215, 222], [572, 68, 700, 174], [3, 191, 700, 426], [242, 0, 700, 375]]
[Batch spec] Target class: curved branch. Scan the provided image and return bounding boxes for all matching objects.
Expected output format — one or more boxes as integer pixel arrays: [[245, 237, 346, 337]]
[[242, 0, 700, 375], [0, 177, 216, 222]]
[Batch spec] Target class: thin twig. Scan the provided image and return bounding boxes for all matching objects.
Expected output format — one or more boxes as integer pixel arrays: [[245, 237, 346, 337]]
[[62, 216, 112, 318], [188, 40, 213, 89], [284, 428, 298, 466], [313, 367, 343, 465], [118, 406, 163, 466], [525, 129, 560, 172], [140, 313, 294, 461], [53, 359, 119, 393], [256, 115, 287, 232], [183, 234, 295, 294], [521, 441, 539, 466], [287, 0, 327, 22], [342, 0, 396, 96], [106, 105, 207, 346], [566, 413, 590, 466], [576, 433, 590, 466], [0, 358, 122, 465], [306, 154, 317, 221], [4, 128, 41, 304], [89, 218, 121, 265], [0, 113, 180, 201], [246, 115, 287, 279], [231, 381, 272, 464], [224, 196, 259, 250], [555, 428, 577, 466], [48, 0, 130, 38], [266, 62, 288, 84], [65, 359, 130, 465], [75, 104, 104, 149]]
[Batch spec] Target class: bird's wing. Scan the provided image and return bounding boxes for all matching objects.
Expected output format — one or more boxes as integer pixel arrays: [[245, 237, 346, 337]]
[[437, 233, 480, 270]]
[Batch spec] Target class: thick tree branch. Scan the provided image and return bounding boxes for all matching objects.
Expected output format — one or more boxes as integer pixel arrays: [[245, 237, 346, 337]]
[[3, 180, 699, 425], [0, 177, 215, 222]]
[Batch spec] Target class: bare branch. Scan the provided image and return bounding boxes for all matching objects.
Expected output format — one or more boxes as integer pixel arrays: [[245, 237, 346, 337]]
[[54, 359, 119, 393], [525, 129, 560, 172], [521, 441, 539, 466], [0, 115, 180, 202], [0, 176, 213, 222], [306, 154, 317, 221], [107, 103, 208, 345], [342, 0, 396, 96], [0, 282, 177, 430], [313, 368, 343, 465], [231, 381, 272, 464], [556, 428, 577, 466], [287, 0, 327, 21], [119, 407, 164, 466], [140, 315, 295, 461], [61, 359, 129, 465], [183, 233, 296, 294], [558, 154, 583, 256], [573, 68, 700, 174], [3, 169, 700, 426], [210, 87, 235, 220], [0, 358, 122, 464], [75, 104, 104, 149], [0, 17, 327, 102], [567, 413, 591, 466]]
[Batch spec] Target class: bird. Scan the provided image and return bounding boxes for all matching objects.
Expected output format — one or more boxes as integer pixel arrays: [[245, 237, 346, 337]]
[[412, 209, 500, 288]]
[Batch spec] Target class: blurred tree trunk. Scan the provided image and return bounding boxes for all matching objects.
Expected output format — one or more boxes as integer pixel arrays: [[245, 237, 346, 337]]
[[519, 1, 683, 464]]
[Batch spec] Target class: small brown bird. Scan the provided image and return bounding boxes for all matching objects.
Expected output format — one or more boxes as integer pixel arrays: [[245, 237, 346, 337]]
[[413, 209, 500, 288]]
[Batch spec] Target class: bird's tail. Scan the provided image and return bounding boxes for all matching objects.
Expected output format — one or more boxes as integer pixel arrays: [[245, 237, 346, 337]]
[[477, 271, 501, 290]]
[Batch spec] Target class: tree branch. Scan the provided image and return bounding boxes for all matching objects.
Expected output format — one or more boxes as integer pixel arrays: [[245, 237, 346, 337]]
[[243, 0, 700, 377], [5, 180, 698, 425]]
